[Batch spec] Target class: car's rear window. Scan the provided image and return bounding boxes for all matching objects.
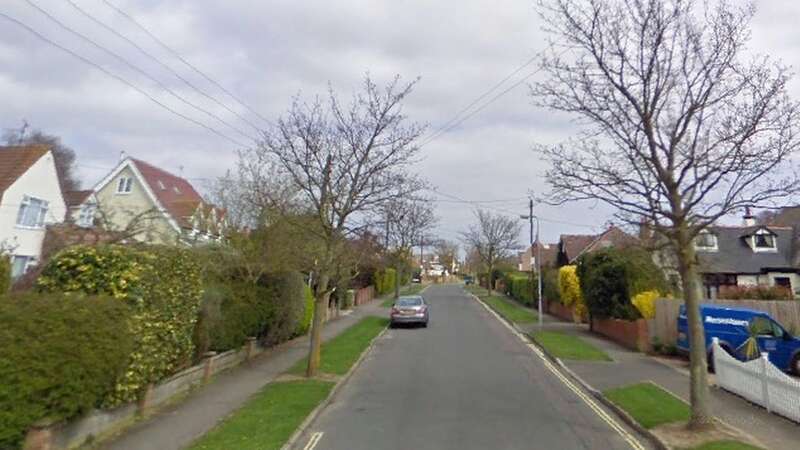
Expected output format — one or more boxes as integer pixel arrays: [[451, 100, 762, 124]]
[[397, 298, 422, 306]]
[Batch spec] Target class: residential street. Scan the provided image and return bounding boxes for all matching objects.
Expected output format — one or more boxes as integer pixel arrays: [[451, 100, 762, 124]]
[[292, 284, 646, 450]]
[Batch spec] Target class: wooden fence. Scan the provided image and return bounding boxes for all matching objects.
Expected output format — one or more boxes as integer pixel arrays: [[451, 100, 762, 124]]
[[652, 298, 800, 346]]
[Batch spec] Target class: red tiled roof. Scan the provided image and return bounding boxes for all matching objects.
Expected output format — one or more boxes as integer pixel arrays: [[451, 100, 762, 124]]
[[129, 158, 225, 232], [0, 145, 49, 202], [560, 234, 596, 262], [560, 226, 637, 263], [63, 190, 93, 207]]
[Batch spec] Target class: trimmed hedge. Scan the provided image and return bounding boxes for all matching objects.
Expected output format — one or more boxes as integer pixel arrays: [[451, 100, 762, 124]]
[[0, 293, 134, 449], [37, 245, 202, 407], [503, 272, 538, 305], [576, 247, 667, 320], [296, 284, 314, 336]]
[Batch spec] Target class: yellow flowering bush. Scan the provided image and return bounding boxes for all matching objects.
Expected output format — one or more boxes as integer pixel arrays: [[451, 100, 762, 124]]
[[631, 290, 660, 319], [559, 265, 587, 321], [38, 245, 202, 407]]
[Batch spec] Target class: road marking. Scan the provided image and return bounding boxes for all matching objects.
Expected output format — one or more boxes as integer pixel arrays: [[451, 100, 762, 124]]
[[470, 293, 646, 450], [303, 432, 323, 450]]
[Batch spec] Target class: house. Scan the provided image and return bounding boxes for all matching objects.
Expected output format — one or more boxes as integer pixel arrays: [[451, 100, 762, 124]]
[[63, 189, 97, 227], [693, 213, 800, 299], [517, 241, 558, 271], [0, 145, 67, 278], [93, 157, 226, 244], [556, 226, 637, 266]]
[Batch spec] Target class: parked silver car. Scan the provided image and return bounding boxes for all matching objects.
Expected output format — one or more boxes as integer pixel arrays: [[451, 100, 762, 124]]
[[390, 296, 429, 328]]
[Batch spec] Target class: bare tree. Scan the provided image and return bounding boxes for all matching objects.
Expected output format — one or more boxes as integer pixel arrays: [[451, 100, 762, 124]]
[[534, 0, 800, 428], [460, 210, 522, 295], [384, 197, 437, 299], [434, 239, 460, 275], [3, 126, 81, 192], [260, 74, 425, 377]]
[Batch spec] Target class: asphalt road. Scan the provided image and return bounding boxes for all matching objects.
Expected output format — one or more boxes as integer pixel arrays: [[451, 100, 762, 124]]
[[293, 284, 646, 450]]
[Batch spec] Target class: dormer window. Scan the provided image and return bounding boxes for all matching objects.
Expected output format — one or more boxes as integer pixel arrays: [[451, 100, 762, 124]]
[[695, 232, 718, 251], [751, 228, 777, 252]]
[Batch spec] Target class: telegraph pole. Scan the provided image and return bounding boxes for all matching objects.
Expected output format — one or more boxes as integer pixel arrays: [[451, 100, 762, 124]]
[[521, 198, 544, 329]]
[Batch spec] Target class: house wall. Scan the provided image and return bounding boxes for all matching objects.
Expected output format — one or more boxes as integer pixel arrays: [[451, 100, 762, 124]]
[[95, 166, 176, 244], [737, 275, 759, 286], [0, 151, 66, 267]]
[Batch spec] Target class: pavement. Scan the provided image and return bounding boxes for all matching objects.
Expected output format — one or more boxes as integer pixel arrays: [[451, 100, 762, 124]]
[[99, 300, 385, 450], [290, 284, 650, 450], [517, 314, 800, 450]]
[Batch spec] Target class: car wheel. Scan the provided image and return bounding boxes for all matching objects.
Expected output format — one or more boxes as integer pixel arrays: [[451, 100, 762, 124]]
[[422, 321, 428, 328], [791, 353, 800, 376]]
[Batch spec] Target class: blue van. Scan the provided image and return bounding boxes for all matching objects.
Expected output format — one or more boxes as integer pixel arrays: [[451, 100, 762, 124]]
[[677, 304, 800, 374]]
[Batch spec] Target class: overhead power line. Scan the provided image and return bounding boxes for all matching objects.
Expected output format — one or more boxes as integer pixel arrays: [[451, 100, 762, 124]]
[[24, 0, 258, 144], [101, 0, 273, 127], [64, 0, 264, 135], [0, 11, 247, 148]]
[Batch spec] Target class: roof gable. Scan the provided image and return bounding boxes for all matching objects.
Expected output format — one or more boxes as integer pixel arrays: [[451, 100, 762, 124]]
[[0, 145, 49, 201]]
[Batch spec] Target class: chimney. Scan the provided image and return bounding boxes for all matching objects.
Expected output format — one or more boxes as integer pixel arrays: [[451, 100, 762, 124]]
[[119, 150, 126, 161], [743, 207, 756, 227]]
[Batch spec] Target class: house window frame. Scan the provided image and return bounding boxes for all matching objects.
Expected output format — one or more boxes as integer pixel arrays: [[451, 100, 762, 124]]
[[694, 231, 718, 252], [77, 203, 96, 228], [116, 177, 133, 194], [11, 255, 32, 279], [15, 195, 49, 229], [752, 229, 777, 252]]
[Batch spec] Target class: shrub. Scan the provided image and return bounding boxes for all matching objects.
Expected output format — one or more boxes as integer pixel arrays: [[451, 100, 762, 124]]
[[0, 293, 134, 449], [503, 272, 538, 305], [632, 290, 660, 319], [718, 285, 793, 300], [577, 247, 666, 320], [542, 268, 561, 303], [37, 245, 202, 407], [296, 285, 315, 336], [375, 268, 397, 295], [559, 265, 584, 310], [259, 272, 307, 345], [208, 282, 272, 351], [0, 255, 10, 295]]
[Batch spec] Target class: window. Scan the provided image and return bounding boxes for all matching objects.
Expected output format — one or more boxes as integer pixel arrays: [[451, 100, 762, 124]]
[[11, 255, 31, 279], [77, 204, 96, 227], [15, 196, 49, 228], [173, 186, 181, 194], [754, 233, 776, 249], [116, 177, 133, 194], [695, 232, 717, 250], [750, 317, 775, 336], [157, 180, 166, 190]]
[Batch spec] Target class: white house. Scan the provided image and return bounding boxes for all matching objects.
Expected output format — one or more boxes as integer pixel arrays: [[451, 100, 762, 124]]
[[0, 145, 67, 278]]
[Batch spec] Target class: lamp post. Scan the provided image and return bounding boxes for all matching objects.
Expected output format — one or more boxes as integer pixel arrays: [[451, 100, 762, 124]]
[[521, 200, 544, 329]]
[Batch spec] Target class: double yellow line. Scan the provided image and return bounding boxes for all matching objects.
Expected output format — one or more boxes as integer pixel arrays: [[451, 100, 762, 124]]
[[472, 294, 646, 450]]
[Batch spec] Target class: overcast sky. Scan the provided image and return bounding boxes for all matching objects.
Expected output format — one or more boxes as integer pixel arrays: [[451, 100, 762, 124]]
[[2, 0, 799, 245]]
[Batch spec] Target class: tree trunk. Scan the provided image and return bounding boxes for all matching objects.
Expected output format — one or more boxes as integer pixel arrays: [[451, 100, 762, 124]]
[[487, 262, 493, 296], [675, 228, 714, 429], [306, 272, 330, 377]]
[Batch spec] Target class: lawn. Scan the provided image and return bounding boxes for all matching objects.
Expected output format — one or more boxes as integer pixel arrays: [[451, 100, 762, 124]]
[[380, 284, 427, 307], [685, 441, 763, 450], [604, 382, 690, 429], [532, 331, 611, 361], [288, 316, 389, 375], [187, 380, 334, 450], [484, 295, 537, 324]]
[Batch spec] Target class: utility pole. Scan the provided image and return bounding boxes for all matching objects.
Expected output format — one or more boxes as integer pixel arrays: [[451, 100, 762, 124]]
[[521, 198, 543, 329]]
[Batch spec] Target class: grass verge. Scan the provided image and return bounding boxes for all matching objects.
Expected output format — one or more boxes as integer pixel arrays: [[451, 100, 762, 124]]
[[604, 382, 690, 429], [288, 316, 389, 375], [532, 331, 611, 361], [187, 380, 334, 450], [484, 295, 537, 324], [685, 441, 763, 450]]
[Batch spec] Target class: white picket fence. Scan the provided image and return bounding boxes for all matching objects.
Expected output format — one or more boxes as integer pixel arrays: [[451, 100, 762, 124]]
[[712, 338, 800, 422]]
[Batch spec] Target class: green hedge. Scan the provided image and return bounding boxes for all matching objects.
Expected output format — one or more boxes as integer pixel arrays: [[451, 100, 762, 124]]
[[503, 272, 538, 305], [0, 293, 134, 449], [37, 244, 202, 407], [0, 255, 10, 295], [375, 268, 397, 295], [577, 247, 666, 320]]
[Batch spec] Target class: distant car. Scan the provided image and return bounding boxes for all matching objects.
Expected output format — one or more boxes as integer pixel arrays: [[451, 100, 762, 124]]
[[411, 276, 421, 283], [463, 275, 474, 285], [390, 296, 428, 328]]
